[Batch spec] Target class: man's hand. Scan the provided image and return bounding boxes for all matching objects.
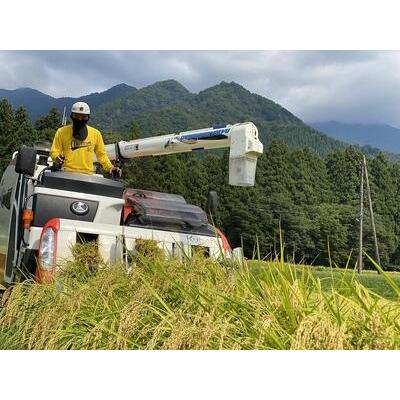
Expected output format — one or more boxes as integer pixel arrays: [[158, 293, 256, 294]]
[[55, 154, 65, 165], [50, 154, 65, 172], [109, 166, 122, 179]]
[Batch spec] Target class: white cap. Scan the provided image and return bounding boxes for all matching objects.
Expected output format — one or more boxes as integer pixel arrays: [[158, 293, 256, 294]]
[[71, 102, 90, 115]]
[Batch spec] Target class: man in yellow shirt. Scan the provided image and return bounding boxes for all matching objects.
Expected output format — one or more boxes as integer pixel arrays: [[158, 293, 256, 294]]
[[50, 102, 122, 177]]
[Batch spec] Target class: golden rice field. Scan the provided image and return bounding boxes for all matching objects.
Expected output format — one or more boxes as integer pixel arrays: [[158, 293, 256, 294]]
[[1, 241, 400, 350]]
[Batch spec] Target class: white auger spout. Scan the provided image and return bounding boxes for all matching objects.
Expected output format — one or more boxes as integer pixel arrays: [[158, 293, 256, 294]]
[[102, 122, 263, 186]]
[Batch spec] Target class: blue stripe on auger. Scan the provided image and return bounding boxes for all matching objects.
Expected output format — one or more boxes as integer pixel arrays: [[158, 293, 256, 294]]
[[179, 128, 230, 142]]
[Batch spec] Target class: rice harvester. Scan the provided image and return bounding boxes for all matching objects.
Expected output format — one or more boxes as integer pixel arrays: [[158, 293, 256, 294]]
[[0, 122, 263, 286]]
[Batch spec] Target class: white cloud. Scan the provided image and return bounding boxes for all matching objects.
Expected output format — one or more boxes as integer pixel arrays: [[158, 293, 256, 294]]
[[1, 50, 400, 126]]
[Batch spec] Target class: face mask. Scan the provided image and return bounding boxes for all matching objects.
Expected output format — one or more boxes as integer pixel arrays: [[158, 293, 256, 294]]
[[71, 117, 89, 141]]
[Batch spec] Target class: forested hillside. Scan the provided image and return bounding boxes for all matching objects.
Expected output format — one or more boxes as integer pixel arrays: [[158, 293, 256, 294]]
[[121, 142, 400, 270], [1, 81, 400, 269]]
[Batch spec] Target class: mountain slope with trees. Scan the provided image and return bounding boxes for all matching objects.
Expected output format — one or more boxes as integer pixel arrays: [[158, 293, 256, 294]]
[[1, 79, 391, 158], [92, 80, 195, 133], [0, 83, 136, 121], [104, 81, 383, 158]]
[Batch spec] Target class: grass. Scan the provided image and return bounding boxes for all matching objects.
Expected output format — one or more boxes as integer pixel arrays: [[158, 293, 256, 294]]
[[250, 261, 400, 300], [1, 241, 400, 349], [314, 268, 400, 300]]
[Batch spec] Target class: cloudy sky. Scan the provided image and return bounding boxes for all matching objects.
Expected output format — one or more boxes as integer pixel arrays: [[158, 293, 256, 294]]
[[1, 50, 400, 126]]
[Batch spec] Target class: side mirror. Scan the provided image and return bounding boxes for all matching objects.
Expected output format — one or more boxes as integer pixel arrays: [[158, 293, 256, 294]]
[[15, 146, 37, 176], [206, 191, 218, 214]]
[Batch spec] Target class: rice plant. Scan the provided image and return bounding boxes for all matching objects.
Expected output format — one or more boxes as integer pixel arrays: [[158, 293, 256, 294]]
[[1, 242, 400, 349]]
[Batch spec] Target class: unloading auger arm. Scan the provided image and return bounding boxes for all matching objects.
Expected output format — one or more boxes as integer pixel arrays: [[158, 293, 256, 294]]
[[103, 122, 263, 187]]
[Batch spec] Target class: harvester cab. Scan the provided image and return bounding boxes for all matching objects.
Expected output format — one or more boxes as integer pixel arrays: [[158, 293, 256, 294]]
[[0, 122, 263, 286]]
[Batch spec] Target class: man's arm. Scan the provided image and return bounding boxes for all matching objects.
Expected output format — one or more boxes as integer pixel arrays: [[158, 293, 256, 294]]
[[94, 131, 114, 172], [50, 129, 63, 161]]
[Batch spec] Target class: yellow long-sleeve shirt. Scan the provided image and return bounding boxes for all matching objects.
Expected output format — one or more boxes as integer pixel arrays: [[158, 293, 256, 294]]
[[50, 125, 113, 174]]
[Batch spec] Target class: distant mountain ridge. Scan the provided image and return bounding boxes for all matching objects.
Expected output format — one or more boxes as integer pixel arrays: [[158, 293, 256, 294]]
[[0, 80, 394, 158], [0, 83, 136, 121], [309, 121, 400, 153], [91, 79, 385, 157], [92, 80, 302, 132]]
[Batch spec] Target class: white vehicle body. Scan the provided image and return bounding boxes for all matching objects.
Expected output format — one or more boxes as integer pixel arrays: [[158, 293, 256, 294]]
[[32, 221, 223, 265]]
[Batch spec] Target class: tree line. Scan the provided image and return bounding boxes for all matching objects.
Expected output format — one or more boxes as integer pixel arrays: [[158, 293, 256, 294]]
[[1, 99, 400, 269], [123, 141, 400, 270]]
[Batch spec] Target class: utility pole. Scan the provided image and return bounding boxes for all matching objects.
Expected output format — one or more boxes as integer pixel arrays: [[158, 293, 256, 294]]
[[358, 160, 364, 274], [363, 156, 381, 271]]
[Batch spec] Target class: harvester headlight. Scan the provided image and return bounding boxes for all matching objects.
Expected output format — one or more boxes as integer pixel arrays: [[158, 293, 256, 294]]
[[37, 219, 60, 278], [40, 227, 56, 271]]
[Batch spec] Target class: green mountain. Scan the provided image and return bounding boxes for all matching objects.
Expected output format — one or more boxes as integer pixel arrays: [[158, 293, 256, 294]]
[[92, 80, 367, 157], [54, 83, 136, 116], [0, 79, 390, 158], [0, 88, 55, 122], [92, 80, 194, 132], [0, 83, 136, 121]]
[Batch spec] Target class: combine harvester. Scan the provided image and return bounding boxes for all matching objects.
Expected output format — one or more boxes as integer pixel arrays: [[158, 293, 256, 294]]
[[0, 122, 263, 286]]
